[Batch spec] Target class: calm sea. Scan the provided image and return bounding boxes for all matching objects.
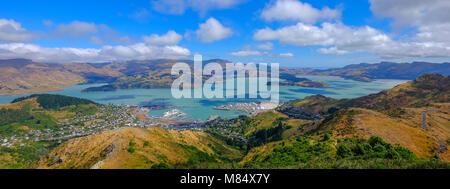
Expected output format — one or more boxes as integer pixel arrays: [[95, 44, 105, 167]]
[[0, 76, 408, 120]]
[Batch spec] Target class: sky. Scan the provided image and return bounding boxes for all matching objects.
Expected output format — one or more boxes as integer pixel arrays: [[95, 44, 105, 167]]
[[0, 0, 450, 68]]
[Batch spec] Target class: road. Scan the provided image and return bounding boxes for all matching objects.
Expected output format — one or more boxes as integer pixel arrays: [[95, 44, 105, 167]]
[[422, 110, 437, 131]]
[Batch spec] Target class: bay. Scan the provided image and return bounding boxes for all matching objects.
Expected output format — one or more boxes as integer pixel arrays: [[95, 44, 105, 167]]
[[0, 76, 408, 120]]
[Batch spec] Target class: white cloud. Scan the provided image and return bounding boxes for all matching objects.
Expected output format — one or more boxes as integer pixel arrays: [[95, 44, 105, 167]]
[[0, 19, 37, 42], [54, 21, 99, 38], [415, 23, 450, 44], [261, 0, 341, 23], [50, 21, 133, 45], [196, 18, 233, 43], [369, 0, 450, 28], [254, 22, 335, 46], [368, 0, 450, 59], [143, 30, 183, 46], [279, 53, 294, 57], [152, 0, 246, 15], [254, 22, 450, 58], [228, 49, 293, 58], [229, 50, 264, 56], [0, 43, 191, 63], [257, 42, 274, 50]]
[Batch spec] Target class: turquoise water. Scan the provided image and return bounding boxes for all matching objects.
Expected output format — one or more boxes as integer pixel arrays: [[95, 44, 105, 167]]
[[0, 76, 408, 120]]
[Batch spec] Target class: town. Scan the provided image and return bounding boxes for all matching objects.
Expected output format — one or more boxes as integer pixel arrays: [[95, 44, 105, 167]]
[[0, 104, 207, 148]]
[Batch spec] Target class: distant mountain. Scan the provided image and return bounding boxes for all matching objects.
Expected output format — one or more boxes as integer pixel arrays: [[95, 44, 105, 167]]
[[1, 59, 449, 95], [0, 59, 122, 95], [279, 74, 450, 119], [308, 62, 450, 82], [1, 74, 449, 169]]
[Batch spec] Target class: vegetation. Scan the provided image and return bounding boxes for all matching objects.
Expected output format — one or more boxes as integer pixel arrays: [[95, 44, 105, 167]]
[[12, 94, 96, 110], [127, 139, 136, 153], [242, 134, 448, 169], [0, 141, 58, 169], [0, 108, 33, 126], [247, 121, 284, 148], [2, 74, 449, 169], [0, 95, 101, 169]]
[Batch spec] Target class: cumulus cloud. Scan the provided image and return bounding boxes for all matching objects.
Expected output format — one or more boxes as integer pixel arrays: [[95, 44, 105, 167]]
[[143, 30, 183, 46], [254, 22, 450, 58], [415, 23, 450, 44], [0, 19, 191, 62], [196, 18, 233, 43], [257, 42, 274, 50], [261, 0, 341, 23], [0, 43, 191, 63], [369, 0, 450, 28], [0, 19, 38, 42], [152, 0, 246, 15], [368, 0, 450, 59]]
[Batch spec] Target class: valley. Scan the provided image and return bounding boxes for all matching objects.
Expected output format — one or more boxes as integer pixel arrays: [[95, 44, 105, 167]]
[[1, 59, 448, 96], [0, 74, 448, 169]]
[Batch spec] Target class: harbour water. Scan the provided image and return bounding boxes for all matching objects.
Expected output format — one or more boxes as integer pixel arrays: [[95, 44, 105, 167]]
[[0, 76, 408, 120]]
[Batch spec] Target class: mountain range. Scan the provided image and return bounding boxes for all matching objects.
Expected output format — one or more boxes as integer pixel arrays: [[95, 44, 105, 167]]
[[1, 74, 448, 169], [1, 59, 449, 95]]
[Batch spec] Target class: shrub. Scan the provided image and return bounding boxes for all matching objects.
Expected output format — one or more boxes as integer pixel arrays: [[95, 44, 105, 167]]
[[323, 133, 331, 141], [337, 144, 352, 158], [127, 147, 135, 153], [372, 144, 387, 158], [369, 136, 387, 147], [394, 146, 416, 160], [151, 162, 171, 169]]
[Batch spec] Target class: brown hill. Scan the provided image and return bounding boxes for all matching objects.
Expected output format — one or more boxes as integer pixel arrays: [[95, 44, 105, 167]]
[[345, 74, 449, 110], [317, 107, 450, 160], [279, 74, 450, 119], [275, 74, 450, 162], [36, 127, 241, 169], [0, 59, 122, 95]]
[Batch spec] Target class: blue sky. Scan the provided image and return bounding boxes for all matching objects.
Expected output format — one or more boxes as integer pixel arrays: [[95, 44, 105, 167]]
[[0, 0, 449, 67]]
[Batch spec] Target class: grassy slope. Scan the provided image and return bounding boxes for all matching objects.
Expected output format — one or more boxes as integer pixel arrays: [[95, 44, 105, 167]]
[[37, 127, 242, 169]]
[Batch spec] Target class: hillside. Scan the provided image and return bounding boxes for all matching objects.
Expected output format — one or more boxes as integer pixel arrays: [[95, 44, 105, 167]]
[[37, 127, 241, 169], [1, 59, 449, 95], [0, 59, 85, 95], [278, 74, 450, 118], [0, 59, 121, 95], [345, 74, 449, 110], [0, 58, 330, 95], [317, 108, 448, 160], [272, 74, 450, 163], [0, 95, 99, 168], [308, 62, 450, 82], [1, 74, 449, 169], [240, 133, 448, 169]]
